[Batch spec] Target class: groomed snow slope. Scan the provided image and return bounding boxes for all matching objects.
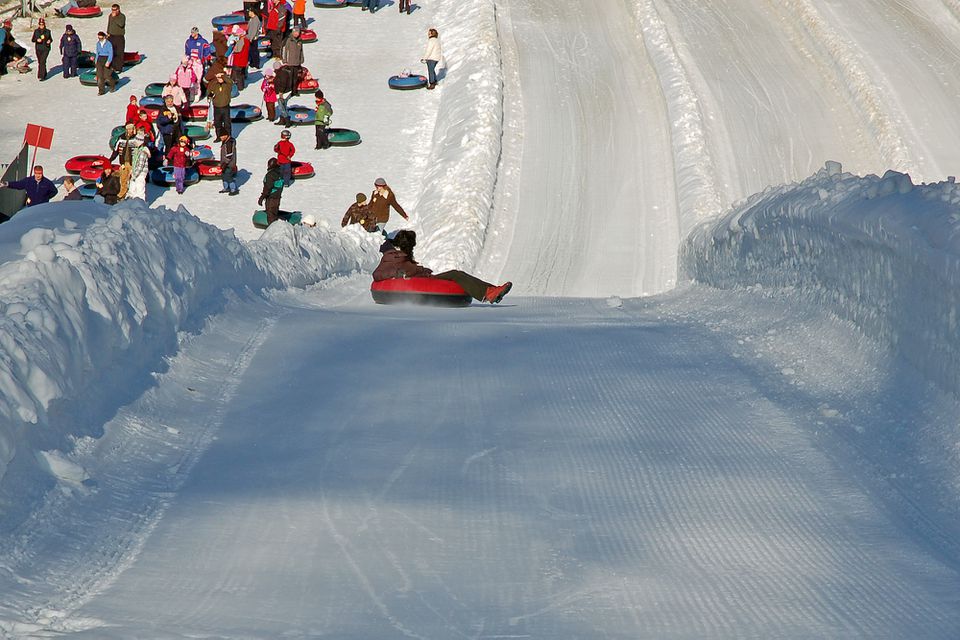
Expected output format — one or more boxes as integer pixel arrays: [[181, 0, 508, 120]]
[[0, 0, 959, 637]]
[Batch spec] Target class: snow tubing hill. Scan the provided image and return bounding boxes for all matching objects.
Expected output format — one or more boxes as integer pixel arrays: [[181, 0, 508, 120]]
[[150, 166, 200, 187], [327, 128, 362, 146], [79, 69, 118, 87], [64, 154, 110, 174], [252, 210, 302, 228], [67, 6, 102, 18], [388, 75, 428, 90], [371, 278, 473, 307]]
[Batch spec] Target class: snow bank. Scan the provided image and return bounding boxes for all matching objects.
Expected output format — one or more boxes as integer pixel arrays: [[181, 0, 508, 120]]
[[0, 200, 375, 511], [414, 0, 502, 272], [683, 162, 960, 394]]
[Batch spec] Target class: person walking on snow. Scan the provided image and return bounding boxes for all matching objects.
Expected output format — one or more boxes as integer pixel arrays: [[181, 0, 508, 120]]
[[208, 70, 234, 138], [161, 75, 187, 109], [0, 166, 57, 207], [258, 157, 285, 225], [175, 56, 200, 104], [367, 177, 408, 232], [59, 24, 81, 79], [313, 90, 332, 150], [31, 18, 51, 81], [219, 132, 239, 196], [398, 0, 411, 14], [421, 28, 442, 89], [106, 4, 125, 75], [261, 67, 278, 121], [292, 0, 307, 30], [246, 8, 261, 69], [94, 31, 115, 94], [373, 230, 513, 304], [274, 129, 295, 187], [166, 136, 192, 194]]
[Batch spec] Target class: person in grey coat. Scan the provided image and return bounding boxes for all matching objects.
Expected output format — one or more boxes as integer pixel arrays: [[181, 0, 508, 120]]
[[281, 27, 303, 94]]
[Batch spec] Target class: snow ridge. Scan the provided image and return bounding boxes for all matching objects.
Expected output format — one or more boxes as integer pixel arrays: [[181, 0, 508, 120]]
[[778, 0, 916, 174], [414, 0, 503, 272], [628, 0, 722, 235], [0, 201, 376, 516], [682, 162, 960, 394]]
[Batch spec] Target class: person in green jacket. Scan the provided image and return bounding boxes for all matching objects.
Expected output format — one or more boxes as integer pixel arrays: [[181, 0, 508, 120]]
[[313, 90, 333, 150], [258, 158, 284, 225]]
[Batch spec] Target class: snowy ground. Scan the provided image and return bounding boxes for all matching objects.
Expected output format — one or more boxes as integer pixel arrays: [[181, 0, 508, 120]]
[[1, 0, 960, 638]]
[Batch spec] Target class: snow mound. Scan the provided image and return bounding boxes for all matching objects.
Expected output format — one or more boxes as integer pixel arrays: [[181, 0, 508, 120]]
[[0, 200, 377, 508], [683, 162, 960, 394]]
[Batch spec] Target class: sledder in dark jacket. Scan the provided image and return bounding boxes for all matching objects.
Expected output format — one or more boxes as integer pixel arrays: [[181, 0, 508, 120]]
[[372, 230, 512, 304]]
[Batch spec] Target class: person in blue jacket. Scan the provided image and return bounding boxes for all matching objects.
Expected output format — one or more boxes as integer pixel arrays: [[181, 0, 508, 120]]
[[0, 166, 58, 207], [184, 27, 211, 64], [94, 31, 115, 94], [59, 24, 82, 78]]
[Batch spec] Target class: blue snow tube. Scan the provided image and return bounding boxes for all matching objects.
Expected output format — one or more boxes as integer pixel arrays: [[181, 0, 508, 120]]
[[286, 105, 315, 126], [144, 82, 165, 97], [212, 14, 247, 28], [150, 166, 200, 187], [139, 95, 165, 108], [231, 104, 263, 122], [313, 0, 347, 6], [388, 74, 428, 90], [190, 145, 216, 161], [257, 36, 271, 52], [78, 183, 98, 199]]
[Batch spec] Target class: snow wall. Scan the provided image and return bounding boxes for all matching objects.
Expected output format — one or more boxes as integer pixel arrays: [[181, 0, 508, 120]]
[[0, 200, 377, 523], [682, 162, 960, 396]]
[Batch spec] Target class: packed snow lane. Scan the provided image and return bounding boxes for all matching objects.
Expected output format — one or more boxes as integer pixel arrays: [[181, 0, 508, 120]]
[[54, 283, 960, 639], [478, 0, 679, 298]]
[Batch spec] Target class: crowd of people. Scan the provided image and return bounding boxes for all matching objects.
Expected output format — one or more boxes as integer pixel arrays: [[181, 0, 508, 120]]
[[0, 2, 509, 302]]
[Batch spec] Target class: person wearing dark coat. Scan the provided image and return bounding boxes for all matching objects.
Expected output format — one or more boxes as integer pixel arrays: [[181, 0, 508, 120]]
[[62, 177, 82, 200], [341, 193, 376, 231], [258, 158, 284, 225], [59, 24, 82, 78], [95, 166, 121, 205], [372, 230, 513, 304], [155, 96, 183, 155], [367, 177, 408, 232], [0, 166, 58, 207], [106, 3, 125, 74], [31, 19, 52, 80], [218, 133, 238, 196]]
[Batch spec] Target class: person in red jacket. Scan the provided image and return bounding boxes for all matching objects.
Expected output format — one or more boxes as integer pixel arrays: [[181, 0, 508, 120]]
[[373, 230, 512, 304], [273, 129, 295, 186], [134, 109, 155, 144], [165, 135, 192, 194], [125, 94, 139, 123]]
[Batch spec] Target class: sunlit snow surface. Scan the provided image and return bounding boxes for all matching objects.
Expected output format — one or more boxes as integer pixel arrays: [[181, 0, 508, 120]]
[[0, 0, 959, 637]]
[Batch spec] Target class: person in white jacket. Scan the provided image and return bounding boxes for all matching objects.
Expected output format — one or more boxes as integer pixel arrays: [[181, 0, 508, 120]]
[[420, 28, 442, 89]]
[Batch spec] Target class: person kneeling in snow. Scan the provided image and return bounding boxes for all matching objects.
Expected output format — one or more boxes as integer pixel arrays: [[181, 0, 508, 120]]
[[373, 230, 512, 304]]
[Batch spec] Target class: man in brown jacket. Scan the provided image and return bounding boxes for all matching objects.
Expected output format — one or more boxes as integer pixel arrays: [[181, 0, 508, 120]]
[[367, 177, 408, 232], [341, 192, 377, 231], [208, 71, 234, 138]]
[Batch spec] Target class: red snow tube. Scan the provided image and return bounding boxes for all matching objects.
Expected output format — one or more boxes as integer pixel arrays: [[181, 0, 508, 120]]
[[79, 163, 120, 182], [291, 161, 315, 179], [67, 6, 102, 18], [371, 277, 473, 307], [298, 77, 319, 91], [182, 104, 209, 121], [140, 105, 161, 121], [195, 159, 223, 178], [64, 154, 110, 174], [300, 29, 317, 43]]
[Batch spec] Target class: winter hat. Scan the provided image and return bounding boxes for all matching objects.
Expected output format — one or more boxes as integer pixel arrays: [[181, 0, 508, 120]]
[[356, 192, 367, 204], [280, 129, 292, 138], [65, 24, 74, 31], [374, 177, 387, 186], [264, 67, 275, 77], [191, 26, 200, 34], [301, 214, 316, 227], [129, 95, 137, 102], [314, 90, 324, 100]]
